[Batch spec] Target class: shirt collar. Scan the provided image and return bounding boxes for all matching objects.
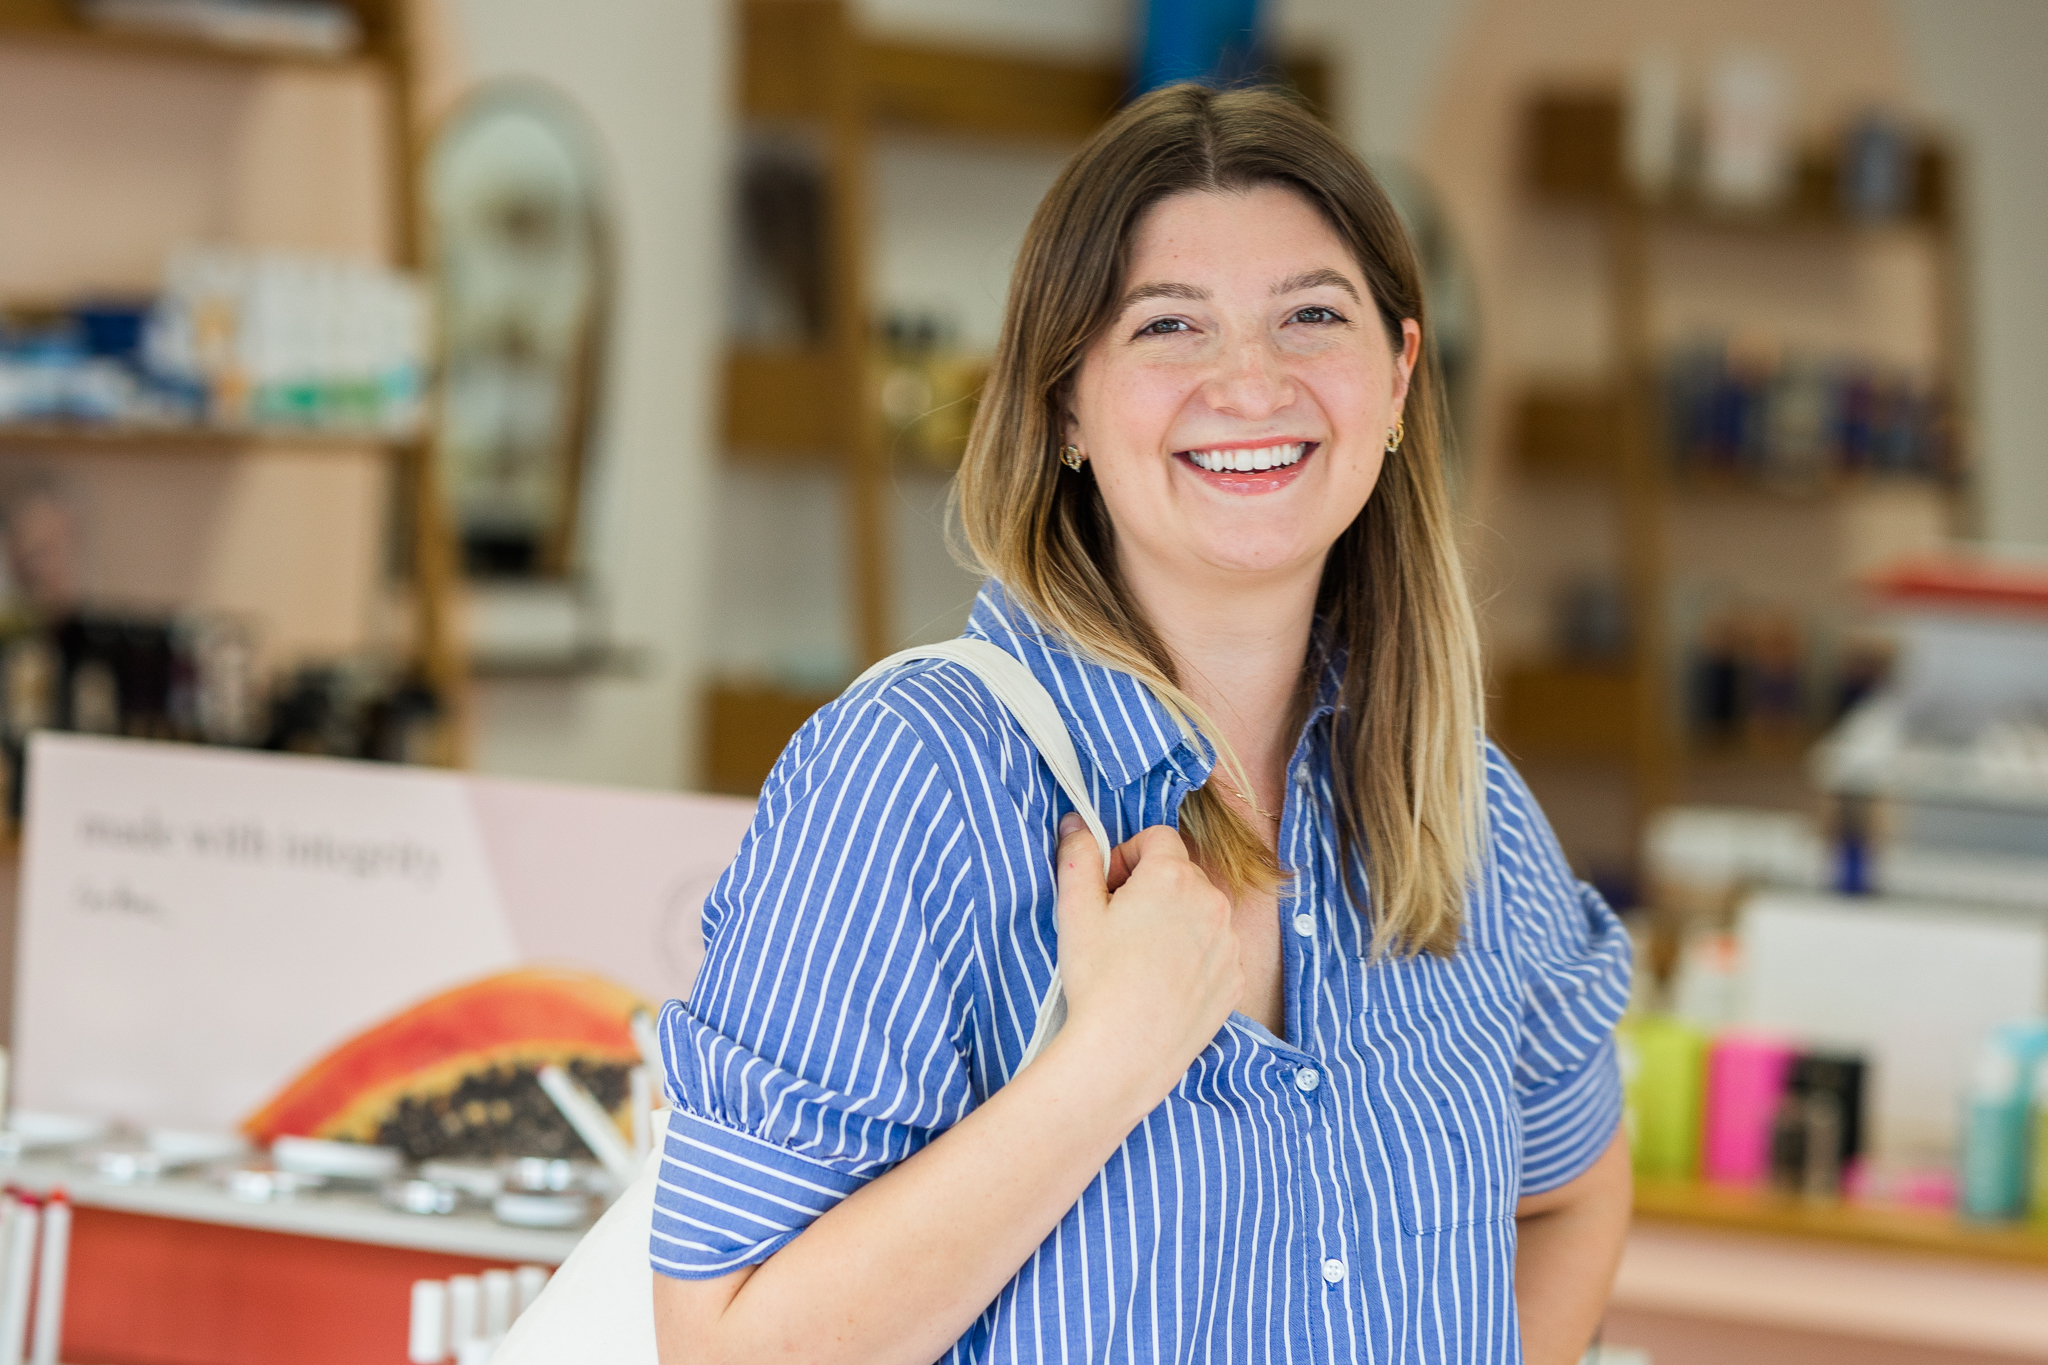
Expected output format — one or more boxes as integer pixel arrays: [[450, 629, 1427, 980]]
[[964, 581, 1350, 791], [964, 581, 1209, 791]]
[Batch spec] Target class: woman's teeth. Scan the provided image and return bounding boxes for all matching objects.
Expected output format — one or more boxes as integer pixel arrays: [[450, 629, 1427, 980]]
[[1184, 442, 1308, 473]]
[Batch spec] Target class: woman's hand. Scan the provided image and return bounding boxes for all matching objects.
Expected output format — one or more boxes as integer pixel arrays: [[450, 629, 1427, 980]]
[[1049, 814, 1243, 1100], [655, 815, 1241, 1365]]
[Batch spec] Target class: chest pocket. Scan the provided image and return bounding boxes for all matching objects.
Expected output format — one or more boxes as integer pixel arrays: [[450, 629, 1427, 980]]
[[1363, 945, 1521, 1236]]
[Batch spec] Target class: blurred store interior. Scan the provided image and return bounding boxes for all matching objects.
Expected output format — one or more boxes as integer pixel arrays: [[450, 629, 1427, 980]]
[[0, 0, 2045, 1361]]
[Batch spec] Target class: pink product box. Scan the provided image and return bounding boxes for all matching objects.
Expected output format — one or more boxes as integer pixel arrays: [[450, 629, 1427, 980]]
[[1703, 1032, 1797, 1185]]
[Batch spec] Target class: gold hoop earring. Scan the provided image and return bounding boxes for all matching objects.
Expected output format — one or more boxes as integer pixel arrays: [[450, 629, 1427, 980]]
[[1059, 445, 1086, 471], [1385, 419, 1405, 454]]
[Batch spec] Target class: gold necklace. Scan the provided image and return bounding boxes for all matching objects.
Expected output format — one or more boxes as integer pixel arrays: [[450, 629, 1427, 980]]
[[1223, 781, 1282, 824]]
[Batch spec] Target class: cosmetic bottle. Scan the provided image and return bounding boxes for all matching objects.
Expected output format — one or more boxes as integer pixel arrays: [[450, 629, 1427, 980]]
[[1703, 1032, 1796, 1186], [1960, 1023, 2048, 1221], [1620, 1015, 1706, 1180]]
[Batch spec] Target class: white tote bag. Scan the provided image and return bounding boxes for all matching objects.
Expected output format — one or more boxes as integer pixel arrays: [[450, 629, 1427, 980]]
[[494, 640, 1109, 1362]]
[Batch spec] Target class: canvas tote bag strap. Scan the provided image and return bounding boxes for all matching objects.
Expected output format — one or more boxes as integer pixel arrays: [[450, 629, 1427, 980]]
[[493, 643, 1106, 1364], [855, 639, 1107, 1073]]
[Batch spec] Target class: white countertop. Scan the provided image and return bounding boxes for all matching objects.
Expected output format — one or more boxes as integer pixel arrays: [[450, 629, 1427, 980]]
[[1, 1156, 585, 1265]]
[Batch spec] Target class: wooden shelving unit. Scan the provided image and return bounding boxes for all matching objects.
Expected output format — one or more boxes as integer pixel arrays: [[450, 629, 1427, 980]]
[[707, 0, 1325, 794], [1634, 1179, 2048, 1269], [0, 422, 416, 455], [1493, 90, 1969, 858], [0, 0, 383, 67], [0, 0, 467, 763]]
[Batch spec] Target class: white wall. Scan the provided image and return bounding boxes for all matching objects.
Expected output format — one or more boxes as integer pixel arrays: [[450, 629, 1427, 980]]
[[1889, 0, 2048, 548], [442, 0, 731, 789]]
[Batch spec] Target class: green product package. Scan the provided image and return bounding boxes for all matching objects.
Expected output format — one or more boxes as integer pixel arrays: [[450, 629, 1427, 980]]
[[1619, 1015, 1708, 1181]]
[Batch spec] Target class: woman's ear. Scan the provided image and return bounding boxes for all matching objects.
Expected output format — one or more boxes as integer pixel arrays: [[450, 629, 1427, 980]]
[[1391, 318, 1423, 421], [1058, 394, 1082, 449]]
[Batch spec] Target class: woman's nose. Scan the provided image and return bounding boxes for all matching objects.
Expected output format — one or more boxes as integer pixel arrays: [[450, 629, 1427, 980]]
[[1201, 333, 1296, 419]]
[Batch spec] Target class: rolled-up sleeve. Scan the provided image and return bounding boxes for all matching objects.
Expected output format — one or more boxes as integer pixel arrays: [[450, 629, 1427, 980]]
[[652, 692, 978, 1279], [1486, 746, 1633, 1195]]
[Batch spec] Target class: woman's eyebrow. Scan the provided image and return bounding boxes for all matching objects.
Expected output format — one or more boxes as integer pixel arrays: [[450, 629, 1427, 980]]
[[1117, 280, 1208, 311], [1272, 268, 1361, 301]]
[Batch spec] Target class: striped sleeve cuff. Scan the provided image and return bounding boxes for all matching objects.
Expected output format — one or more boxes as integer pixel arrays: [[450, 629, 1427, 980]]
[[1519, 1035, 1623, 1195], [649, 1100, 872, 1280]]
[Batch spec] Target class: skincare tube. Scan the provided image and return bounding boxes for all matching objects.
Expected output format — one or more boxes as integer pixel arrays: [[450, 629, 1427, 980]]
[[26, 1192, 65, 1365], [630, 1067, 654, 1159], [408, 1280, 448, 1364], [480, 1268, 512, 1339], [513, 1265, 548, 1317], [630, 1011, 662, 1076], [0, 1196, 16, 1311], [1962, 1033, 2031, 1220], [446, 1275, 480, 1355], [0, 1194, 37, 1365]]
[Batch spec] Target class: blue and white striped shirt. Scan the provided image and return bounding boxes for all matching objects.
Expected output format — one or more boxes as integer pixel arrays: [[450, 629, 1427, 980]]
[[655, 583, 1631, 1363]]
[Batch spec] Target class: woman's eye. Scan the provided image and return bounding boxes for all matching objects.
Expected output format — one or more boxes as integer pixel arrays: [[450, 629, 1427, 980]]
[[1292, 305, 1344, 325], [1136, 317, 1190, 336]]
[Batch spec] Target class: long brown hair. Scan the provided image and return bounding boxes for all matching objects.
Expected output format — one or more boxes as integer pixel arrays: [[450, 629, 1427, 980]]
[[956, 83, 1485, 957]]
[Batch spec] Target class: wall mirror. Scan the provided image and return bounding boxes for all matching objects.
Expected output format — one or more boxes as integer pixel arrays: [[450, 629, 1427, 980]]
[[427, 79, 611, 579]]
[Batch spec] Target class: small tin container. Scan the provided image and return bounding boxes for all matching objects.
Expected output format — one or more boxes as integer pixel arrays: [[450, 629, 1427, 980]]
[[218, 1163, 326, 1203], [383, 1177, 463, 1216], [492, 1191, 590, 1229]]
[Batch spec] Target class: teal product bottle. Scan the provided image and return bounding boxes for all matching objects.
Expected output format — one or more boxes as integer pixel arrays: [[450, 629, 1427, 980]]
[[1960, 1021, 2048, 1221]]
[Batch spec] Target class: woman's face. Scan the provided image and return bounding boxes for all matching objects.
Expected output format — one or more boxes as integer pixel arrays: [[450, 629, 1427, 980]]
[[1066, 184, 1420, 591]]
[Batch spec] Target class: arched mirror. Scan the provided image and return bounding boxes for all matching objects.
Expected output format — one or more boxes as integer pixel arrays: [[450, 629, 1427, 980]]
[[426, 80, 610, 579]]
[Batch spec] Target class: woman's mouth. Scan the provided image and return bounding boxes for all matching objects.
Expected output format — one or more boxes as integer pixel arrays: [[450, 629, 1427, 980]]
[[1174, 441, 1318, 490]]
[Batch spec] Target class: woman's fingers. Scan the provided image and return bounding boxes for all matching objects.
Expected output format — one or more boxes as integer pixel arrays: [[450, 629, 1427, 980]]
[[1105, 839, 1136, 891], [1054, 813, 1108, 926]]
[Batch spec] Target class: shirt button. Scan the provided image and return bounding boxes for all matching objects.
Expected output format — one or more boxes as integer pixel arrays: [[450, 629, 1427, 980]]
[[1293, 766, 1311, 787], [1322, 1257, 1346, 1285], [1294, 1066, 1321, 1093], [1292, 912, 1315, 937]]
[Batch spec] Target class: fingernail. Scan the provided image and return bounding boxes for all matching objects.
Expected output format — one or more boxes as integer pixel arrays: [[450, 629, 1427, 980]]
[[1058, 812, 1084, 837]]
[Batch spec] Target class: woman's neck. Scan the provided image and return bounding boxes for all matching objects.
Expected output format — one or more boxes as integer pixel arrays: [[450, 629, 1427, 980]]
[[1118, 555, 1321, 796]]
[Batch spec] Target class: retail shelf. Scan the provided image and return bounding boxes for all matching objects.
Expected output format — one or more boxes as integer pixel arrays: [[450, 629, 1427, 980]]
[[0, 421, 418, 455], [470, 643, 652, 681], [706, 680, 838, 795], [1512, 386, 1958, 502], [1495, 662, 1643, 764], [3, 1155, 579, 1264], [722, 348, 849, 464], [0, 0, 390, 69], [739, 3, 1326, 144], [1524, 90, 1952, 233], [1514, 387, 1626, 481], [1633, 1178, 2048, 1268]]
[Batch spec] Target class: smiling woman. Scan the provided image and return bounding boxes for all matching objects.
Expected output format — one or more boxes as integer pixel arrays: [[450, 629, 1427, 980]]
[[650, 84, 1632, 1365], [962, 92, 1476, 965]]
